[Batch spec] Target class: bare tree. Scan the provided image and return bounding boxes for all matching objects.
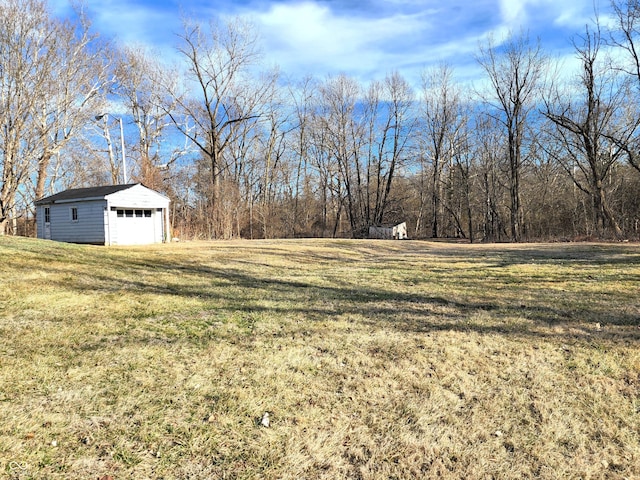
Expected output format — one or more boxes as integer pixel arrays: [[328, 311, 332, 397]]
[[477, 32, 547, 241], [318, 74, 366, 236], [32, 11, 109, 201], [94, 115, 122, 185], [288, 75, 319, 236], [0, 0, 109, 234], [115, 46, 187, 191], [450, 108, 475, 242], [419, 64, 464, 238], [0, 0, 52, 233], [369, 72, 415, 226], [544, 26, 632, 238], [606, 0, 640, 174], [610, 0, 640, 83], [312, 72, 414, 238], [257, 87, 292, 238], [166, 16, 276, 238], [473, 114, 508, 241], [307, 106, 341, 237]]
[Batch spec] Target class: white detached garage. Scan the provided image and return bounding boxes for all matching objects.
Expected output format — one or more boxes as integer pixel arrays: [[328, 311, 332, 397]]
[[35, 183, 170, 246]]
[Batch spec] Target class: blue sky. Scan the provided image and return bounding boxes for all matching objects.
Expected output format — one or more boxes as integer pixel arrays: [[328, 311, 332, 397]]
[[50, 0, 612, 86]]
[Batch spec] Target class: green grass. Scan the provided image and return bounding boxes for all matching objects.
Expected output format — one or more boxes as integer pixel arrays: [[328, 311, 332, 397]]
[[1, 236, 639, 479]]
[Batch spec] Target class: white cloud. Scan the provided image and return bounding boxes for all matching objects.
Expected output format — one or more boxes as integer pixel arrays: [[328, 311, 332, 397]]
[[493, 0, 605, 35], [97, 4, 175, 47], [51, 0, 180, 52], [499, 0, 528, 25], [251, 0, 610, 86], [47, 0, 618, 89], [254, 1, 431, 78], [554, 8, 592, 29]]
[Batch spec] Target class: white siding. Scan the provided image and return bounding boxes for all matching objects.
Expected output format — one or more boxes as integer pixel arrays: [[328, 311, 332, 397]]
[[105, 185, 169, 245], [106, 184, 169, 209], [48, 200, 107, 244], [36, 184, 169, 245], [105, 207, 118, 245], [155, 208, 165, 242], [109, 208, 163, 245], [393, 222, 408, 240], [36, 205, 45, 239]]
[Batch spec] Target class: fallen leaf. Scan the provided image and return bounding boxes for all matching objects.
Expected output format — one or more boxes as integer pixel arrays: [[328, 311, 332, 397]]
[[261, 412, 270, 428]]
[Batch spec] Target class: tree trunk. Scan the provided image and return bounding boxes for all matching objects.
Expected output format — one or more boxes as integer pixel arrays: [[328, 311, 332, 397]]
[[35, 151, 52, 200], [510, 150, 521, 242]]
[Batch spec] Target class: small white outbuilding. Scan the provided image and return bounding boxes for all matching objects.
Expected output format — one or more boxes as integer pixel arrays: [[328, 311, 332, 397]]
[[368, 222, 408, 240], [35, 183, 170, 246]]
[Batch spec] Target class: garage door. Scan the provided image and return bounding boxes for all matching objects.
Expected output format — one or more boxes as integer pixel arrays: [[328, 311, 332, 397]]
[[114, 209, 157, 245]]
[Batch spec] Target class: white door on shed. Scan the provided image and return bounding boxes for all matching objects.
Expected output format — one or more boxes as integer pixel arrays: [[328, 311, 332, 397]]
[[44, 207, 51, 240], [114, 209, 157, 245]]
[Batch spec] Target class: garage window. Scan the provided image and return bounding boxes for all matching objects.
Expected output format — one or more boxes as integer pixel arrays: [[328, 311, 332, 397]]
[[115, 209, 152, 218], [70, 207, 78, 222]]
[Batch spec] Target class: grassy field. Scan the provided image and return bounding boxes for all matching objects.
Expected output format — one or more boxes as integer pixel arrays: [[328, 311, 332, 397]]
[[0, 236, 639, 479]]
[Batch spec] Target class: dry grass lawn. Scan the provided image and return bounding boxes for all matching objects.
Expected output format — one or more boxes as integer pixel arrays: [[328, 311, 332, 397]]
[[1, 236, 639, 479]]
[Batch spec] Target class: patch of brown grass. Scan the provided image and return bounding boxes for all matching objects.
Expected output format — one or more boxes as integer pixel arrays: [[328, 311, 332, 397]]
[[1, 237, 639, 479]]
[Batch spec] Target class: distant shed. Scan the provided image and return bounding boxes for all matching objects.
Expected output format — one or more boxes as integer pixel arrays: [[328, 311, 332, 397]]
[[369, 222, 408, 240], [35, 183, 170, 246]]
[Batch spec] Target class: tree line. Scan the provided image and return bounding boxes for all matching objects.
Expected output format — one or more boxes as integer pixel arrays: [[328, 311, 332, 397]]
[[2, 0, 640, 241]]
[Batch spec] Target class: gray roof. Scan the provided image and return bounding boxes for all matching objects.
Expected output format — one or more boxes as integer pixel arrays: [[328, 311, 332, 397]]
[[35, 184, 139, 205]]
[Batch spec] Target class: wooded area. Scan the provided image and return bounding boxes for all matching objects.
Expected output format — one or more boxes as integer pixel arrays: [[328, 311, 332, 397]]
[[2, 0, 640, 241]]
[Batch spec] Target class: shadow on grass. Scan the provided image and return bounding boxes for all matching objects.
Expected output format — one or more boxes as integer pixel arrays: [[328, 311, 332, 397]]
[[363, 240, 640, 263], [48, 248, 640, 345], [5, 235, 637, 344]]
